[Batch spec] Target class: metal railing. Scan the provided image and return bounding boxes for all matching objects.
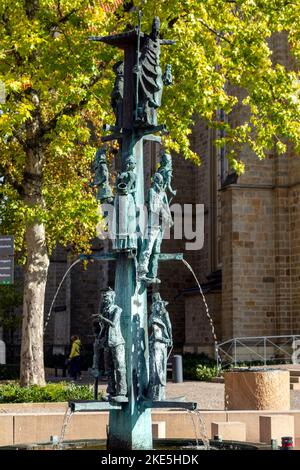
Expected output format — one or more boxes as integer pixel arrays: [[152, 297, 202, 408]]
[[216, 334, 300, 370]]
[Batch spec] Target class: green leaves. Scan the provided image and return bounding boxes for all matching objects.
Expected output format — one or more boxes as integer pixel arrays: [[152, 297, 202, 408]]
[[0, 0, 300, 255], [0, 382, 95, 402], [0, 0, 111, 255], [132, 0, 300, 166]]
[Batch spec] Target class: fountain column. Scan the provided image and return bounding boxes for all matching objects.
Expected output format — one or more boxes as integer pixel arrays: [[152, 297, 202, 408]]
[[82, 16, 197, 451], [90, 27, 155, 449]]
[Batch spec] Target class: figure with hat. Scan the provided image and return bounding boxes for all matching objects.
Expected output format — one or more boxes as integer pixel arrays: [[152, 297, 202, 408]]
[[158, 150, 177, 198], [95, 288, 127, 401], [93, 147, 113, 203], [147, 293, 173, 401], [91, 303, 109, 381]]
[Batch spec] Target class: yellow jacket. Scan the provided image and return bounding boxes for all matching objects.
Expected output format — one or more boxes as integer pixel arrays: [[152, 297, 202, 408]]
[[69, 339, 81, 359]]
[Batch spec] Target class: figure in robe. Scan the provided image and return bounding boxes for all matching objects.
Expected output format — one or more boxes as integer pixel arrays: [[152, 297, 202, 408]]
[[112, 155, 137, 252], [111, 61, 124, 127], [134, 16, 173, 127], [157, 150, 177, 197], [148, 293, 173, 401], [93, 148, 113, 203]]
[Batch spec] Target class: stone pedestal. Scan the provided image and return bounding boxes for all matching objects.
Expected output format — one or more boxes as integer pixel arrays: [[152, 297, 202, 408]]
[[259, 415, 294, 444], [224, 369, 290, 410], [211, 422, 246, 441], [152, 421, 166, 439]]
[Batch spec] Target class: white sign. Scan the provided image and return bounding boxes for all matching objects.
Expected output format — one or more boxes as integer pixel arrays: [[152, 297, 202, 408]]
[[0, 340, 6, 365]]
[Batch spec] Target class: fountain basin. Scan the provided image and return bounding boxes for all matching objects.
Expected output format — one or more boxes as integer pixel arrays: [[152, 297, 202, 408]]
[[0, 438, 271, 450], [1, 406, 299, 447], [68, 399, 197, 413]]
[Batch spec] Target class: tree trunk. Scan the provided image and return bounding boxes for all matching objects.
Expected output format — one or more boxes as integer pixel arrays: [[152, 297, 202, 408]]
[[20, 221, 49, 386], [19, 4, 48, 386], [20, 135, 49, 386]]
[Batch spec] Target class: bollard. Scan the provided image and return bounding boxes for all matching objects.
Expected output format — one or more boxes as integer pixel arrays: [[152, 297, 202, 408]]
[[281, 436, 293, 450], [172, 354, 183, 383], [0, 338, 6, 365], [271, 439, 278, 450], [94, 376, 99, 400], [50, 435, 59, 445]]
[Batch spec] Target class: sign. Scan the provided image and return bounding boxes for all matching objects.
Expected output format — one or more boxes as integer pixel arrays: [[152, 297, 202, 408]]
[[0, 235, 14, 257], [0, 235, 14, 285]]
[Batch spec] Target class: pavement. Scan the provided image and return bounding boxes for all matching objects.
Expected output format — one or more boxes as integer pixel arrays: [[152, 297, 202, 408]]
[[46, 372, 300, 410]]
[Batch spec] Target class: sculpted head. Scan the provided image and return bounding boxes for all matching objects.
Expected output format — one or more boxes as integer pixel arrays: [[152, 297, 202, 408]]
[[160, 151, 172, 167], [125, 155, 136, 171], [95, 147, 107, 166], [151, 16, 160, 39], [102, 287, 115, 307]]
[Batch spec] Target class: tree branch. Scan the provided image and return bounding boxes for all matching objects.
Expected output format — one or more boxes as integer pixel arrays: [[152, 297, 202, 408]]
[[0, 164, 24, 196], [24, 0, 40, 20], [198, 18, 232, 45], [23, 88, 44, 150], [47, 6, 79, 30], [1, 12, 23, 66], [57, 7, 78, 24], [42, 68, 105, 136], [12, 127, 26, 148]]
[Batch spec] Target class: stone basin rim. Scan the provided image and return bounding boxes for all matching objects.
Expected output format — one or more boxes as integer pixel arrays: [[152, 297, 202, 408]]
[[0, 438, 271, 451], [227, 368, 289, 373]]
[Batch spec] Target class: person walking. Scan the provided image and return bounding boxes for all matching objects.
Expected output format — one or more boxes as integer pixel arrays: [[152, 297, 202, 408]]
[[68, 335, 82, 381]]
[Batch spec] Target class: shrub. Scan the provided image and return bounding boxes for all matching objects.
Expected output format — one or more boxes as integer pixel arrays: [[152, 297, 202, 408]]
[[183, 353, 218, 381], [0, 382, 95, 403], [193, 364, 219, 381]]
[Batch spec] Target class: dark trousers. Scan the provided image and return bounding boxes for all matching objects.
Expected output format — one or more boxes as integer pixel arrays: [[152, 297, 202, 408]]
[[69, 356, 81, 380]]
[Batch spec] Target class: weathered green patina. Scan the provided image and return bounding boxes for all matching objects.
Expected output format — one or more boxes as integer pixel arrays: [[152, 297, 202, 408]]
[[148, 293, 173, 401], [84, 15, 196, 450], [92, 148, 113, 204]]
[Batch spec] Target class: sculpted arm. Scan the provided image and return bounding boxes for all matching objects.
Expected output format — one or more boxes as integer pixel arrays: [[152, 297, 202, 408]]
[[99, 315, 115, 328]]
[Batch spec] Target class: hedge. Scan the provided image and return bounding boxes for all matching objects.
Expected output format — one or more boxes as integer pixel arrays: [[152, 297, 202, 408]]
[[0, 382, 95, 403]]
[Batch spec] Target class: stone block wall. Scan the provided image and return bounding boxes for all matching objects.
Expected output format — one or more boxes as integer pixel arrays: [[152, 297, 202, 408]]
[[184, 290, 222, 356], [221, 184, 277, 338]]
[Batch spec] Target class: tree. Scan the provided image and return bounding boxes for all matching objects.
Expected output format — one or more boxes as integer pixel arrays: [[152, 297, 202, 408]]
[[0, 0, 299, 385], [0, 0, 114, 386]]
